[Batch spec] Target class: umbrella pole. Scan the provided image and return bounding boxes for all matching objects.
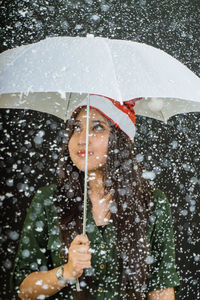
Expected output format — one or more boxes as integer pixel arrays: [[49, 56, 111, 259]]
[[83, 93, 90, 236], [76, 94, 90, 292]]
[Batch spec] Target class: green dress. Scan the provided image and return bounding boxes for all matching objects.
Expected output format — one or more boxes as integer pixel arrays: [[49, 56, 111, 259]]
[[10, 185, 180, 299]]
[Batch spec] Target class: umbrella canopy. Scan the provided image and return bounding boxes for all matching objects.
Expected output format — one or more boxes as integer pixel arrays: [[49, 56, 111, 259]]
[[0, 35, 200, 122]]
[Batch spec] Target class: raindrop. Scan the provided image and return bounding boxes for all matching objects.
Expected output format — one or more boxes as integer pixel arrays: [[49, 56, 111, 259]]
[[91, 15, 100, 22], [52, 153, 58, 160], [180, 209, 188, 216], [86, 224, 95, 233], [72, 171, 79, 180], [189, 206, 195, 212], [135, 216, 140, 223], [30, 262, 38, 270], [122, 150, 129, 158], [142, 171, 156, 180], [105, 179, 112, 187], [8, 231, 19, 241], [101, 5, 110, 12], [15, 21, 22, 28], [190, 177, 199, 184], [6, 179, 14, 187], [193, 254, 200, 262], [110, 203, 117, 214], [35, 221, 44, 232], [67, 189, 74, 198], [37, 295, 45, 300], [85, 267, 94, 276], [136, 153, 144, 162], [34, 136, 43, 145], [114, 148, 119, 154], [80, 281, 87, 287], [4, 259, 12, 269], [171, 140, 178, 149], [22, 236, 30, 244], [122, 202, 127, 210], [22, 249, 30, 258], [61, 20, 69, 30], [145, 256, 155, 264], [118, 188, 126, 196], [42, 284, 49, 290], [30, 186, 35, 192], [23, 165, 31, 174], [17, 183, 29, 192], [75, 24, 83, 30], [40, 266, 48, 271], [50, 122, 58, 130]]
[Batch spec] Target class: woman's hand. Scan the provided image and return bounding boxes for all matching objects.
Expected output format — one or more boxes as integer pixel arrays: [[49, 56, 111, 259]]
[[18, 235, 91, 300], [64, 234, 92, 280]]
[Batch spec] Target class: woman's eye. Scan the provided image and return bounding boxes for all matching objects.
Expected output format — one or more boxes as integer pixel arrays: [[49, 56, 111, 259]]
[[93, 124, 104, 131]]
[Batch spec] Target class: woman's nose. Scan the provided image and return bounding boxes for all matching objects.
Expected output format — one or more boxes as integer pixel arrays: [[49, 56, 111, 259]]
[[78, 128, 89, 145]]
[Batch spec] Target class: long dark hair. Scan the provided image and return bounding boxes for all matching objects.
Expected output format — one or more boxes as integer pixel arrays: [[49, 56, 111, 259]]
[[53, 110, 154, 299]]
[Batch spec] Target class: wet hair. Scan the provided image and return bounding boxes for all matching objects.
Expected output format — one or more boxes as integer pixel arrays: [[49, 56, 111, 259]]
[[53, 109, 154, 300]]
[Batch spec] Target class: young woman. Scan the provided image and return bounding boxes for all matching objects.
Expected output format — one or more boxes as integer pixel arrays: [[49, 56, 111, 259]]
[[12, 95, 180, 299]]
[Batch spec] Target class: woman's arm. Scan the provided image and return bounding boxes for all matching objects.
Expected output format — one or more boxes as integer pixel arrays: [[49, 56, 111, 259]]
[[147, 287, 175, 300], [18, 235, 91, 300], [18, 264, 69, 300]]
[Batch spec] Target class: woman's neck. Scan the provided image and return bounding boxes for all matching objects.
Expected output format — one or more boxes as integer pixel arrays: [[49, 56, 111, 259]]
[[88, 169, 112, 226], [88, 169, 105, 201]]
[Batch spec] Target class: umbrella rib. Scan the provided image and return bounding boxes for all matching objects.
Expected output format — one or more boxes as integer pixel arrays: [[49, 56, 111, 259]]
[[102, 38, 122, 103], [0, 43, 36, 74], [65, 93, 71, 121]]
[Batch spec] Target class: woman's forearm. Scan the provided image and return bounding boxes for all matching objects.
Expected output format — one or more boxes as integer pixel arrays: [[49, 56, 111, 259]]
[[147, 287, 175, 300], [18, 264, 72, 300]]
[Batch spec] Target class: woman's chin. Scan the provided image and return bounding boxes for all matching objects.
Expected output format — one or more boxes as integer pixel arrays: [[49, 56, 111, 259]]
[[74, 162, 104, 173]]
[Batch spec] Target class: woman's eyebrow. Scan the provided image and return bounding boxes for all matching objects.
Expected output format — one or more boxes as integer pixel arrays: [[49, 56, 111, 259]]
[[75, 119, 107, 125], [92, 120, 107, 125]]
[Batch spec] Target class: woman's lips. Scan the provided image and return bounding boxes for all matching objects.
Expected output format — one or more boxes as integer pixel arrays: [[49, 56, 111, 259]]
[[77, 150, 93, 158]]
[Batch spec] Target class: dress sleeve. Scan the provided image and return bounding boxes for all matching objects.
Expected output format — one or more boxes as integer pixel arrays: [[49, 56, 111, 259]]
[[10, 187, 54, 294], [147, 190, 181, 293]]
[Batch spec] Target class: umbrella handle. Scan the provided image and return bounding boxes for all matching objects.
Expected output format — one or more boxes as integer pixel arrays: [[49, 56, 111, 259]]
[[76, 279, 81, 291]]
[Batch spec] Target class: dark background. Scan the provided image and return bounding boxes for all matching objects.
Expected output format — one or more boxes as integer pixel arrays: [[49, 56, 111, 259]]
[[1, 0, 200, 299]]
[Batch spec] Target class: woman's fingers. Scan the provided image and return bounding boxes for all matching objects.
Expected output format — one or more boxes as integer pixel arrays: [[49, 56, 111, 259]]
[[71, 234, 90, 246], [69, 258, 91, 274], [69, 249, 91, 262], [71, 245, 90, 253], [75, 254, 91, 262], [78, 262, 91, 268], [66, 234, 92, 278]]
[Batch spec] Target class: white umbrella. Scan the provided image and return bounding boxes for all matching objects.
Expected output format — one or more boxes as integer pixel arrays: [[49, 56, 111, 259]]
[[0, 35, 200, 122]]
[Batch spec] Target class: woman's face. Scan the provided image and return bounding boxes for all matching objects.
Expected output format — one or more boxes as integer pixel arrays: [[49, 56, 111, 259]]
[[68, 108, 110, 172]]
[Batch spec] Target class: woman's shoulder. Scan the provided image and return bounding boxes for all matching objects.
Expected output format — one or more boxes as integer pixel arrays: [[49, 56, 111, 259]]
[[29, 184, 57, 210], [152, 188, 170, 209], [35, 184, 57, 196], [32, 184, 57, 200]]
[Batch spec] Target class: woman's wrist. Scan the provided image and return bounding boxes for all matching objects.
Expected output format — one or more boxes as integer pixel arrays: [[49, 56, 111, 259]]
[[63, 263, 76, 282]]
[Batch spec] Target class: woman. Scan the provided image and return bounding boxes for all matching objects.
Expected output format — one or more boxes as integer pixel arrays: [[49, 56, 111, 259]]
[[11, 95, 180, 299]]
